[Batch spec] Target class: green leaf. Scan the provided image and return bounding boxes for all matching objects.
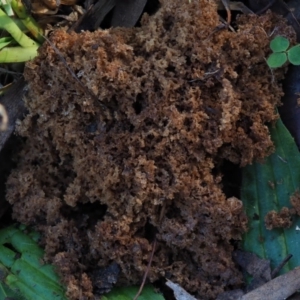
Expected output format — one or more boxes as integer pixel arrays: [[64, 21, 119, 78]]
[[102, 285, 165, 300], [0, 36, 12, 50], [0, 282, 24, 299], [0, 41, 11, 50], [270, 36, 290, 52], [0, 225, 67, 300], [241, 118, 300, 273], [0, 264, 25, 299], [2, 3, 14, 17], [287, 45, 300, 65], [266, 52, 287, 68]]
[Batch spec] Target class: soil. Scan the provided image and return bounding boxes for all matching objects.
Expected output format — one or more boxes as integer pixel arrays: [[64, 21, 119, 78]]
[[5, 1, 296, 299]]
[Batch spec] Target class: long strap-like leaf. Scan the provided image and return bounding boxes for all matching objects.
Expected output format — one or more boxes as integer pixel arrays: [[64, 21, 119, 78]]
[[242, 118, 300, 273]]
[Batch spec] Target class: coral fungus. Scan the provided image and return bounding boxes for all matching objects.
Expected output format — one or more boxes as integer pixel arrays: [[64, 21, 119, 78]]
[[6, 0, 294, 299]]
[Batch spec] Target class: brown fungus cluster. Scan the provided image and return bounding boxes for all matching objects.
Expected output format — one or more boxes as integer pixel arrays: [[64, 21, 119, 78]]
[[265, 191, 300, 230], [6, 1, 295, 299]]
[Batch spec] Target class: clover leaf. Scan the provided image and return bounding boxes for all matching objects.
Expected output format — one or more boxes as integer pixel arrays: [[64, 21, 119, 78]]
[[267, 52, 287, 68], [270, 36, 290, 52], [287, 45, 300, 65], [267, 36, 300, 68]]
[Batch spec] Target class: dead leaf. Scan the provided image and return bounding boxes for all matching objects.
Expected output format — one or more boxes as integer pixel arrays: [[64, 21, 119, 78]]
[[247, 0, 278, 14], [0, 78, 26, 152], [233, 250, 271, 291], [216, 289, 244, 300], [165, 280, 197, 300], [241, 267, 300, 300], [217, 0, 254, 15], [72, 0, 116, 32], [111, 0, 147, 28], [0, 104, 8, 131]]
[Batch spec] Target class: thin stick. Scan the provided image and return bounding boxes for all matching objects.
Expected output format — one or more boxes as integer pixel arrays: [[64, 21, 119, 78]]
[[133, 202, 166, 299], [133, 238, 157, 300], [271, 254, 293, 278], [221, 0, 231, 24]]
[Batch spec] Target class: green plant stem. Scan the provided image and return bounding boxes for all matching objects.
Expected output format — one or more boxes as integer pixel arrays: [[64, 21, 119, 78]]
[[0, 46, 37, 62], [11, 0, 44, 43], [0, 8, 39, 48]]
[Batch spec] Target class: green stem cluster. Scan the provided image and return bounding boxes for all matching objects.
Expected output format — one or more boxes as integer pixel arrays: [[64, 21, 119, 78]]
[[0, 0, 43, 63]]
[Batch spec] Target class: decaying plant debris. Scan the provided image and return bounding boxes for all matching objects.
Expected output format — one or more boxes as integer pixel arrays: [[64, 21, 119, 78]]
[[5, 1, 295, 299], [264, 191, 300, 230]]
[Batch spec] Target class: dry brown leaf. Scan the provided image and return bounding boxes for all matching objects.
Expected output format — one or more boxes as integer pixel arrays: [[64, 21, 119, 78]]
[[166, 280, 197, 300], [242, 267, 300, 300], [233, 250, 271, 291], [72, 0, 116, 32]]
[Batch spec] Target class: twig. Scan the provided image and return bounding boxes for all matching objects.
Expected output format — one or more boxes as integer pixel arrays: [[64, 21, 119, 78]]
[[271, 254, 293, 278], [133, 202, 166, 299], [133, 238, 157, 300], [221, 0, 231, 24]]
